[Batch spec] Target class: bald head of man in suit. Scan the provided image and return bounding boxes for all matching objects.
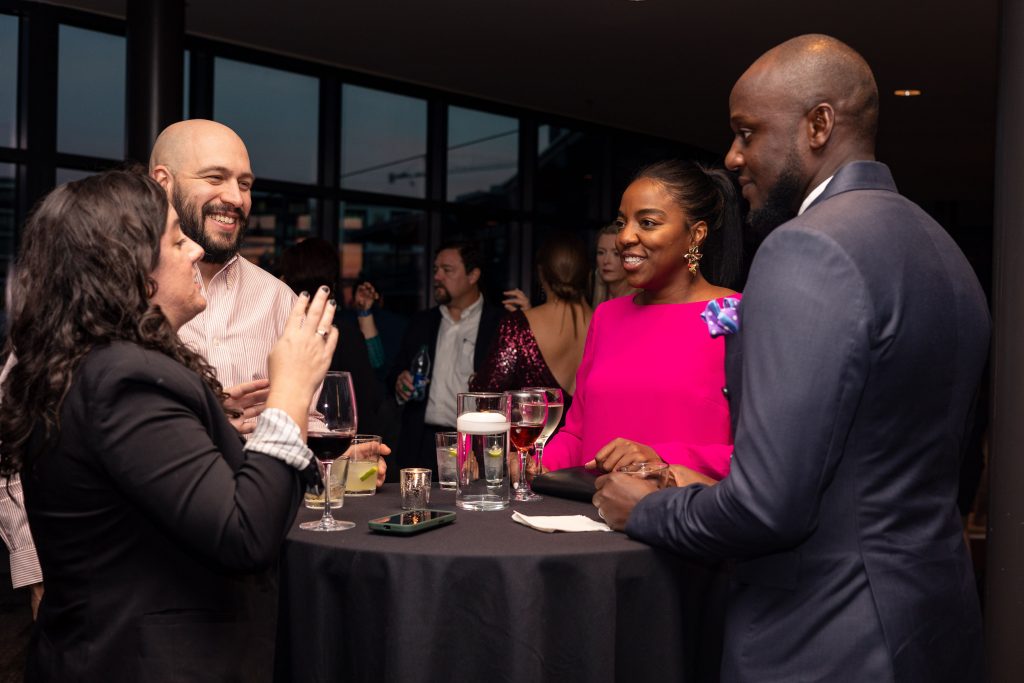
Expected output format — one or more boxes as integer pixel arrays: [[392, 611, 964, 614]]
[[725, 34, 879, 239]]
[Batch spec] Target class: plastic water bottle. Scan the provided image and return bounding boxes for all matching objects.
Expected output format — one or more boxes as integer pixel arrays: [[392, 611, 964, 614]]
[[411, 345, 430, 401]]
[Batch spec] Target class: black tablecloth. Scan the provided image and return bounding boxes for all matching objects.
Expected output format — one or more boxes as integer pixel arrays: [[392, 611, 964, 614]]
[[274, 485, 723, 683]]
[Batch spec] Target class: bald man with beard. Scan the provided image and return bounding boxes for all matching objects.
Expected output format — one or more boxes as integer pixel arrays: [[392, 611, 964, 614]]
[[595, 35, 987, 682], [150, 120, 287, 425]]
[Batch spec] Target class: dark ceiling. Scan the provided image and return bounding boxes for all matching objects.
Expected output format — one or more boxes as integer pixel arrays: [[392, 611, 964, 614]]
[[44, 0, 1000, 205]]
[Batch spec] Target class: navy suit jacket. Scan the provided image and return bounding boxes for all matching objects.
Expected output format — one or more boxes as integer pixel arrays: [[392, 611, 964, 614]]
[[627, 162, 988, 682]]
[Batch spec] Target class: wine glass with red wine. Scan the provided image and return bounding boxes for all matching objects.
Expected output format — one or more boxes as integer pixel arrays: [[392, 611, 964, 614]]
[[300, 371, 358, 531], [506, 390, 547, 502]]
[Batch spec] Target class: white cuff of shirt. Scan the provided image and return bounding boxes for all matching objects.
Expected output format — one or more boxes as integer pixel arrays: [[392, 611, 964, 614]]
[[10, 545, 43, 588], [244, 408, 313, 470]]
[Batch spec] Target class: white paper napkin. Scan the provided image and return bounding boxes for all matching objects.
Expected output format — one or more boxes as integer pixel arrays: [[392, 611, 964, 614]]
[[511, 511, 612, 533]]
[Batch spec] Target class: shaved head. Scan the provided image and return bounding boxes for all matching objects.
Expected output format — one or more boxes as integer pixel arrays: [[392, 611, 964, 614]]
[[736, 34, 879, 152], [149, 119, 248, 174], [149, 120, 254, 266], [726, 35, 879, 238]]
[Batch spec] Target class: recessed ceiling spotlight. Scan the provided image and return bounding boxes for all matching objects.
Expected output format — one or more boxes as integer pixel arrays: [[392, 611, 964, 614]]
[[894, 89, 922, 97]]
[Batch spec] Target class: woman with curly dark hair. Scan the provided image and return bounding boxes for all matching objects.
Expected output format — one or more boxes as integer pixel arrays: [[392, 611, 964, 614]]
[[0, 170, 336, 682]]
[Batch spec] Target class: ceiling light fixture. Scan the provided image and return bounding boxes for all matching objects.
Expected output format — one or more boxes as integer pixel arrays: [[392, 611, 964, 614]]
[[894, 89, 922, 97]]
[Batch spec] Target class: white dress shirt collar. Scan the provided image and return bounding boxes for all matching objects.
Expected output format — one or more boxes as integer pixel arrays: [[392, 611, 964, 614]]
[[799, 175, 834, 216]]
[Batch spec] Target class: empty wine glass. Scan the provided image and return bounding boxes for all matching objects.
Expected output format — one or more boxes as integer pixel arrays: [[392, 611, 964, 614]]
[[522, 386, 564, 477], [506, 390, 547, 502], [300, 371, 358, 531]]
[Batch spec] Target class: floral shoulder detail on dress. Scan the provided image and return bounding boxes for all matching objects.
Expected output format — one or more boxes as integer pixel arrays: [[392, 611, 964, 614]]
[[701, 296, 741, 338]]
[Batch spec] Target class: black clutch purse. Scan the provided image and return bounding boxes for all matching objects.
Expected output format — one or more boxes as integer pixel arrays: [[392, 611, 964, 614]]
[[530, 466, 600, 502]]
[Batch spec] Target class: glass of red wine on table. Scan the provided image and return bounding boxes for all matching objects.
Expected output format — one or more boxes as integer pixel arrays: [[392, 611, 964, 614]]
[[506, 390, 548, 502], [300, 371, 358, 532]]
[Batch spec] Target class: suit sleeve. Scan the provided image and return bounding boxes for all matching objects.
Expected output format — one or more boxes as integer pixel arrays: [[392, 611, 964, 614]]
[[387, 313, 423, 399], [627, 228, 872, 558], [92, 367, 303, 572], [540, 309, 599, 470]]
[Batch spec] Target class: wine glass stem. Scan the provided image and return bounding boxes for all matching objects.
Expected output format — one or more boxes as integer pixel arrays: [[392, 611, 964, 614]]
[[321, 460, 335, 526], [518, 448, 529, 491], [535, 440, 545, 476]]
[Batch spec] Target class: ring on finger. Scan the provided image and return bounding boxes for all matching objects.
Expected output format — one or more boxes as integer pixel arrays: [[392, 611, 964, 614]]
[[598, 508, 606, 520], [316, 327, 329, 339]]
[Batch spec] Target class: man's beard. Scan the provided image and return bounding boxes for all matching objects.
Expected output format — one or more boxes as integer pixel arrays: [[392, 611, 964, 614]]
[[433, 284, 452, 305], [745, 152, 803, 245], [172, 185, 249, 264]]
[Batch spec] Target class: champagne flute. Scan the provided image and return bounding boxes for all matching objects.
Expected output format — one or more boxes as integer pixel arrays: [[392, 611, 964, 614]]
[[300, 371, 358, 532], [522, 386, 564, 478], [506, 390, 547, 502]]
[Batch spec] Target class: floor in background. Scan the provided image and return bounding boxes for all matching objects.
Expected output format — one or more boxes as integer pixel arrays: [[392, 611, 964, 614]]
[[0, 557, 31, 682]]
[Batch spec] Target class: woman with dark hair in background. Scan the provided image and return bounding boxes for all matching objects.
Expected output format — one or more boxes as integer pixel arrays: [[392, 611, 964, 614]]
[[0, 170, 334, 682], [470, 232, 593, 415], [543, 160, 744, 482], [591, 223, 637, 307]]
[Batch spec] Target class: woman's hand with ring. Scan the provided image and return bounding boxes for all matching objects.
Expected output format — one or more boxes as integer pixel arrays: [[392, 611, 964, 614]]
[[265, 286, 338, 435], [585, 438, 664, 473]]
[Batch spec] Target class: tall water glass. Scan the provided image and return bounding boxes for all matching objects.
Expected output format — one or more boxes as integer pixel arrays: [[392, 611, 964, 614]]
[[455, 392, 510, 511], [523, 386, 564, 477]]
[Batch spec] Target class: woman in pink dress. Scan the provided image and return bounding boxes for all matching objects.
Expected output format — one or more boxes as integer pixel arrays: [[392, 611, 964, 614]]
[[543, 160, 743, 480]]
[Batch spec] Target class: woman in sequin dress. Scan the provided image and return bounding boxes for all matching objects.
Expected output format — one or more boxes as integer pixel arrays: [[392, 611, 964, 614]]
[[542, 160, 744, 481], [470, 233, 593, 418]]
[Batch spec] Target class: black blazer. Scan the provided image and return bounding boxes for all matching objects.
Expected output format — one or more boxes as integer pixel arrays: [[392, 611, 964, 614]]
[[627, 162, 988, 682], [387, 298, 503, 473], [21, 342, 306, 683]]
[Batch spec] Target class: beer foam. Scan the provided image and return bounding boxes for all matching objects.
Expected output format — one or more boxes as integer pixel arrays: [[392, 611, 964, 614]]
[[457, 411, 510, 435]]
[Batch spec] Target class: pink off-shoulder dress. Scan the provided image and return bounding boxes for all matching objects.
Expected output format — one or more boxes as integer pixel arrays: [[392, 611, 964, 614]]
[[542, 295, 738, 479]]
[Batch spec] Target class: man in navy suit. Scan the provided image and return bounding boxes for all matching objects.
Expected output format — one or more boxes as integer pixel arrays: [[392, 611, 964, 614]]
[[595, 35, 987, 682]]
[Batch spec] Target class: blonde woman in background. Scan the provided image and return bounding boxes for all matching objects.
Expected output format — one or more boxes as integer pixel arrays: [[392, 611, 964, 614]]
[[591, 223, 638, 307]]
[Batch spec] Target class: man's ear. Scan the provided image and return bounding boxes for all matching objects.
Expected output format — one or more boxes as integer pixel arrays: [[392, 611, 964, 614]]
[[467, 267, 481, 286], [151, 165, 173, 192], [806, 103, 835, 151]]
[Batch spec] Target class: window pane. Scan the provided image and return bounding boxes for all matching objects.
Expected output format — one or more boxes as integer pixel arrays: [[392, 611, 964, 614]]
[[242, 192, 317, 272], [341, 85, 427, 199], [56, 167, 96, 186], [0, 15, 17, 149], [57, 25, 126, 159], [214, 58, 318, 184], [447, 106, 518, 208], [536, 124, 603, 220], [339, 204, 426, 316], [0, 163, 15, 318]]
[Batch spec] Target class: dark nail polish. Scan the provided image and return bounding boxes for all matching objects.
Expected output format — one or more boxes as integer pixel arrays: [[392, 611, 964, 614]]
[[328, 299, 337, 307], [320, 285, 330, 293], [299, 291, 310, 298]]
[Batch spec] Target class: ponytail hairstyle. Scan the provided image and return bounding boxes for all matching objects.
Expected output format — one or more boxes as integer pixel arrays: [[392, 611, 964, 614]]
[[632, 160, 744, 289], [535, 231, 590, 338]]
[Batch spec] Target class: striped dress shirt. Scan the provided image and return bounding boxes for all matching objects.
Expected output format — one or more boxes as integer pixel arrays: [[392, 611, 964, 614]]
[[179, 255, 296, 389]]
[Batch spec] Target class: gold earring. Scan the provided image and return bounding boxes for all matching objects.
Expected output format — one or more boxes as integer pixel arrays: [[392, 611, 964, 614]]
[[685, 244, 702, 275]]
